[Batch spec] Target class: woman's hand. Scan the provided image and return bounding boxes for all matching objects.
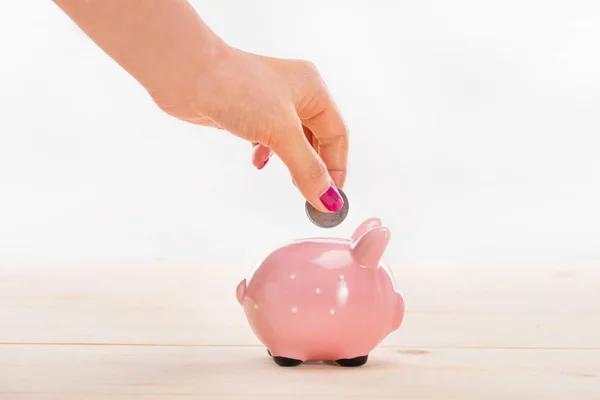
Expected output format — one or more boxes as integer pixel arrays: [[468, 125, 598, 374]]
[[52, 0, 348, 213], [151, 46, 349, 213]]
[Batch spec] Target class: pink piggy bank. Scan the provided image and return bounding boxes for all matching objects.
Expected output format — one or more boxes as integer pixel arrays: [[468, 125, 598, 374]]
[[236, 217, 405, 367]]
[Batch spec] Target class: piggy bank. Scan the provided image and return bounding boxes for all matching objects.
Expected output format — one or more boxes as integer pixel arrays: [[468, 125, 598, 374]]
[[236, 217, 405, 367]]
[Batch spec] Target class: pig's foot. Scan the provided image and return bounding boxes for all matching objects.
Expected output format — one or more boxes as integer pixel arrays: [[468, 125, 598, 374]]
[[335, 355, 369, 367], [272, 356, 303, 367]]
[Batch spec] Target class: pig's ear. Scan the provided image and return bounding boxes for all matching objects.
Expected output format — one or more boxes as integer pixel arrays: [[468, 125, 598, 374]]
[[350, 226, 390, 270], [351, 217, 382, 241]]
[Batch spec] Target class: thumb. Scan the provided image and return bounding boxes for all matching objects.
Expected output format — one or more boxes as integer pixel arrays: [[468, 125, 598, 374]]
[[269, 114, 344, 213]]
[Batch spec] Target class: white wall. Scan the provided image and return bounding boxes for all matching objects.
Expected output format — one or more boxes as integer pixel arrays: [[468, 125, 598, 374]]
[[1, 1, 599, 265]]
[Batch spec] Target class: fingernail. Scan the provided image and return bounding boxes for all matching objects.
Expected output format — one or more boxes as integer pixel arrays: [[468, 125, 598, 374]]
[[320, 185, 344, 212], [257, 157, 269, 170]]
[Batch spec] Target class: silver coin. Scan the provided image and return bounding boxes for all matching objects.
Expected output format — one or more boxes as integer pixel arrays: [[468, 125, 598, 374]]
[[305, 188, 349, 228]]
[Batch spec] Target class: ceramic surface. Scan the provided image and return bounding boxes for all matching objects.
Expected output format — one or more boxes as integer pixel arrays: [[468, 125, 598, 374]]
[[236, 218, 405, 366]]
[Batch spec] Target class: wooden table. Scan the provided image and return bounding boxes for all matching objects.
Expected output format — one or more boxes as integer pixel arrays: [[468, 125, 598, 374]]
[[1, 261, 599, 399]]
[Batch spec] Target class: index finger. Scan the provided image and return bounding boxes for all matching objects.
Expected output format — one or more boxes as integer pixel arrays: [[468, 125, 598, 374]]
[[301, 96, 349, 189]]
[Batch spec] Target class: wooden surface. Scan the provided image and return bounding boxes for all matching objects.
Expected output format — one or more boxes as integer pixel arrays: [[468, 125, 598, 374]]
[[1, 260, 599, 399]]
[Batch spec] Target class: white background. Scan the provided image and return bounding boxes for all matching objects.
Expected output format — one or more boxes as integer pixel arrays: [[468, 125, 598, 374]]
[[1, 1, 599, 266]]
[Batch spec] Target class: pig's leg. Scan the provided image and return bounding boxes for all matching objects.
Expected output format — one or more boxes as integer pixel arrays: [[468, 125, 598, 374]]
[[272, 356, 303, 367], [335, 355, 369, 367], [266, 347, 304, 366]]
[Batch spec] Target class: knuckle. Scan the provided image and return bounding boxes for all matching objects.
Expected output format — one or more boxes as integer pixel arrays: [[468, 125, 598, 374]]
[[295, 60, 322, 83], [291, 61, 331, 118], [300, 60, 319, 75], [299, 89, 325, 119]]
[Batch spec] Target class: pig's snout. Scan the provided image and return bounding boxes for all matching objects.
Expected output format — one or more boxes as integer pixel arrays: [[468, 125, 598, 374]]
[[236, 279, 247, 305]]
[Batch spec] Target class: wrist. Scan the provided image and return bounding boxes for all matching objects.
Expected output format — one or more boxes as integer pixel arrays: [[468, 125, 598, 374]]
[[140, 20, 230, 100], [139, 17, 233, 117]]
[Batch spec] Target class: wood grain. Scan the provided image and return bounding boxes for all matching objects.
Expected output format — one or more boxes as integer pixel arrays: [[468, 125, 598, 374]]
[[1, 261, 599, 348], [1, 261, 599, 399], [1, 345, 599, 399]]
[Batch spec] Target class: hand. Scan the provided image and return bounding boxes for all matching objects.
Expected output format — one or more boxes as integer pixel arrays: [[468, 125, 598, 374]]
[[150, 46, 348, 213], [51, 0, 348, 213]]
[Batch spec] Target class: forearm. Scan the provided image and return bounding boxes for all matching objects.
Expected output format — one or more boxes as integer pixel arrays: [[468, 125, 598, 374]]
[[52, 0, 225, 94]]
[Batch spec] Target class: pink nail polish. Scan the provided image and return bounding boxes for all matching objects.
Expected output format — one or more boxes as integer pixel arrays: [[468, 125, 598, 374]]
[[257, 158, 269, 170], [320, 185, 344, 212]]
